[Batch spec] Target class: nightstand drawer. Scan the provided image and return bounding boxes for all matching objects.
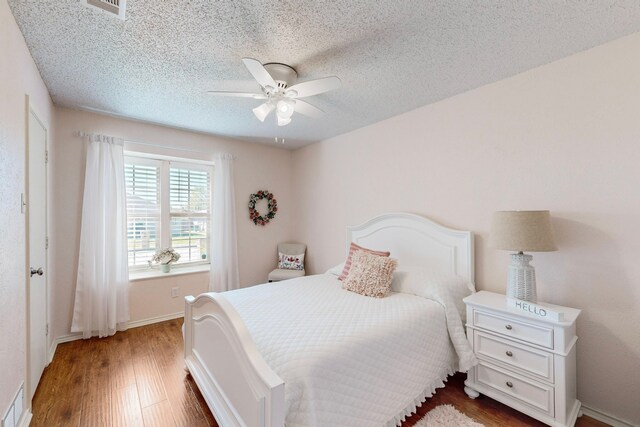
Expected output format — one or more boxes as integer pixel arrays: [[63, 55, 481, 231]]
[[473, 310, 554, 349], [476, 362, 554, 417], [474, 331, 554, 382]]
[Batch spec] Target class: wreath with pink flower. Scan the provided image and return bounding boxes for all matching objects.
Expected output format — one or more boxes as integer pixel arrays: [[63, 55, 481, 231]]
[[248, 190, 278, 226]]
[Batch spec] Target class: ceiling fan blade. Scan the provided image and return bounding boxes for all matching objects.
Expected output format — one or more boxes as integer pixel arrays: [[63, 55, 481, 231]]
[[242, 58, 277, 89], [207, 91, 267, 99], [286, 76, 341, 98], [294, 100, 325, 118]]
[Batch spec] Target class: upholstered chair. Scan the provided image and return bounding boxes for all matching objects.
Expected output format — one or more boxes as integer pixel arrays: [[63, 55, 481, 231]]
[[267, 243, 306, 282]]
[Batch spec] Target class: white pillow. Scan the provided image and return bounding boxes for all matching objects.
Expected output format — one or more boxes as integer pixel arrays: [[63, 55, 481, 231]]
[[325, 262, 345, 276], [392, 266, 474, 321]]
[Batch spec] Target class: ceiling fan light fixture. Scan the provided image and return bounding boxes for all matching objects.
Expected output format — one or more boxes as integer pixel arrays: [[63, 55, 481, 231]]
[[252, 102, 275, 122], [276, 99, 296, 118], [277, 116, 292, 126]]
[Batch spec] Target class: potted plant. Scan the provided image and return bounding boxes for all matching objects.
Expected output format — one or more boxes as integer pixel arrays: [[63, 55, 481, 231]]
[[152, 248, 181, 273]]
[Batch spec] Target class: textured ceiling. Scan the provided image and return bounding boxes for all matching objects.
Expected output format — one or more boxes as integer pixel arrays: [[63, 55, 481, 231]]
[[8, 1, 640, 148]]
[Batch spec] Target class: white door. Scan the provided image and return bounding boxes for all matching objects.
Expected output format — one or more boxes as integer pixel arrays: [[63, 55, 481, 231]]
[[27, 107, 48, 401]]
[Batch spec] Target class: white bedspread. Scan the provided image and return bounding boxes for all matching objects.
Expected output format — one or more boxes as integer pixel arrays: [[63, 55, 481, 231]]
[[223, 274, 474, 427]]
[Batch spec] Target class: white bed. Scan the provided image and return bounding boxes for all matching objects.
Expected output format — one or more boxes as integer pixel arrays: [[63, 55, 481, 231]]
[[184, 212, 477, 427]]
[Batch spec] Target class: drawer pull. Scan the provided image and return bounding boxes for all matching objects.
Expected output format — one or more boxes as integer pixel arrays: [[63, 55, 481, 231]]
[[506, 381, 513, 388], [506, 350, 513, 357], [505, 324, 513, 330]]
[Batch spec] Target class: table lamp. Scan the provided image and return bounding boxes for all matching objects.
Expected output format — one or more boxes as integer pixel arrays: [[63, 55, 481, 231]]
[[490, 211, 557, 303]]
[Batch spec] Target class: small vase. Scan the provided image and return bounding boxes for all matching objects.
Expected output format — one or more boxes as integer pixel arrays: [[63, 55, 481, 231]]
[[161, 264, 171, 273]]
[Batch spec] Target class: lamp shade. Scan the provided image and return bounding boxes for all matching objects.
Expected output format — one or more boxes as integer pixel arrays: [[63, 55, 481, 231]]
[[490, 210, 557, 252], [252, 102, 275, 122]]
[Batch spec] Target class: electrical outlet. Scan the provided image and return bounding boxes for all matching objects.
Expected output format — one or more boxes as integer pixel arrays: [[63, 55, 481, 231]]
[[171, 287, 179, 298]]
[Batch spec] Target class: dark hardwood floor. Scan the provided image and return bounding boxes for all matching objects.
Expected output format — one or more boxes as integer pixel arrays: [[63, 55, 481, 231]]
[[32, 319, 607, 427]]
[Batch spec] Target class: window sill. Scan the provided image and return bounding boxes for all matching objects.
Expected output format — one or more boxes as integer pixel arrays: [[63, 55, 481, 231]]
[[129, 264, 210, 282]]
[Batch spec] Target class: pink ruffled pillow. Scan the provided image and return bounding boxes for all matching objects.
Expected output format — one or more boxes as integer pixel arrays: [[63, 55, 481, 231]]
[[338, 242, 391, 281], [342, 250, 398, 298]]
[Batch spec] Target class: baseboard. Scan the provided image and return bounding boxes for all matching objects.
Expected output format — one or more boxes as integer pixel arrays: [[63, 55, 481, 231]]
[[48, 339, 57, 364], [127, 311, 183, 329], [55, 332, 84, 344], [48, 330, 84, 363], [581, 405, 635, 427], [17, 410, 32, 427], [48, 312, 184, 362], [48, 331, 83, 363]]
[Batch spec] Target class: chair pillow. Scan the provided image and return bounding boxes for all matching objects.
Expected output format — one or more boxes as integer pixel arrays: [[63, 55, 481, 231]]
[[338, 242, 390, 281], [342, 250, 398, 298], [278, 252, 305, 270]]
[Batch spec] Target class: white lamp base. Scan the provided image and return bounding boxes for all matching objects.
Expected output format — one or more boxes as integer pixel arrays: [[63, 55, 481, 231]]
[[507, 252, 537, 302]]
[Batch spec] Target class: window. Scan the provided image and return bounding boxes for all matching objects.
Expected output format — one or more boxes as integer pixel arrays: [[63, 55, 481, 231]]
[[125, 153, 213, 271], [125, 160, 160, 267], [169, 166, 211, 264]]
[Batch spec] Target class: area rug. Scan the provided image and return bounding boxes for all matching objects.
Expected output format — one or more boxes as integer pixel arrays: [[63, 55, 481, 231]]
[[414, 404, 484, 427]]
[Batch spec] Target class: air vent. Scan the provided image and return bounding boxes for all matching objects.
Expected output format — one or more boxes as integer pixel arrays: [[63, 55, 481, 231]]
[[83, 0, 126, 20]]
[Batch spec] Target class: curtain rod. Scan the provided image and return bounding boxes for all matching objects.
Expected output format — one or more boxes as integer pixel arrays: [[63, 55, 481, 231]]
[[75, 131, 236, 157]]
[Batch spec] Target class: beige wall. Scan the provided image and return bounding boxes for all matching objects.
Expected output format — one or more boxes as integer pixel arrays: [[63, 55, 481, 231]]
[[0, 0, 54, 414], [50, 108, 293, 339], [292, 33, 640, 424]]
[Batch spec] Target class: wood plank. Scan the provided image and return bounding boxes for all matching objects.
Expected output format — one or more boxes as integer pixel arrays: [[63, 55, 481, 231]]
[[160, 366, 207, 426], [79, 354, 112, 427], [152, 334, 186, 373], [110, 357, 136, 390], [146, 318, 208, 426], [142, 400, 177, 427], [133, 355, 169, 408], [87, 336, 115, 360], [185, 374, 220, 427], [128, 326, 153, 360], [33, 397, 82, 427], [144, 322, 169, 350], [108, 330, 133, 361], [50, 350, 87, 390], [80, 395, 110, 427], [185, 418, 215, 427], [111, 384, 144, 427]]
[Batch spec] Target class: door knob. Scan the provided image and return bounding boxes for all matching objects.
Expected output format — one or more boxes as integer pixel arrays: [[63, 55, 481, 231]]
[[30, 267, 44, 277]]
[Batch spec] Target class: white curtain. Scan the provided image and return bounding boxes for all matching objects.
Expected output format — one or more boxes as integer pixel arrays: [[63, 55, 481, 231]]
[[210, 153, 240, 292], [71, 134, 129, 338]]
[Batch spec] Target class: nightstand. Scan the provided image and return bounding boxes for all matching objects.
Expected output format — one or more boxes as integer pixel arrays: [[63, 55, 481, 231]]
[[463, 291, 581, 427]]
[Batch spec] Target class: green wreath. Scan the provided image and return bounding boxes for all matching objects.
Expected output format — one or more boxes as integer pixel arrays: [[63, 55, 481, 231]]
[[248, 190, 278, 226]]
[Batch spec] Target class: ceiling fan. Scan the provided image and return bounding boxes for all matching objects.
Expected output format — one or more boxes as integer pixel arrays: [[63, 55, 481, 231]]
[[208, 58, 341, 126]]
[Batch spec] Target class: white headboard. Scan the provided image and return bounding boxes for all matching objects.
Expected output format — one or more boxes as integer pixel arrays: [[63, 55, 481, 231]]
[[346, 212, 475, 285]]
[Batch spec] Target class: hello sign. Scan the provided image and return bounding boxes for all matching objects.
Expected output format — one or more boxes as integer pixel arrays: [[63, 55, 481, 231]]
[[507, 298, 565, 322]]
